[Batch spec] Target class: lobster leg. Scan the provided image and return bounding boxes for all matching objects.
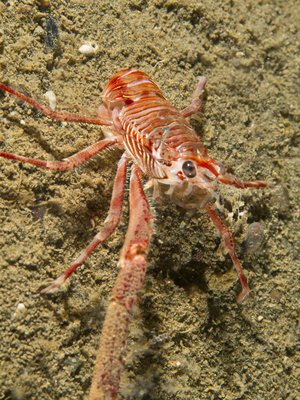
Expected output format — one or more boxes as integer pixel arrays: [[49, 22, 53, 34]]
[[41, 154, 128, 293], [0, 137, 118, 171], [0, 82, 112, 126], [88, 164, 153, 400], [205, 203, 250, 304], [181, 76, 207, 118], [218, 173, 267, 189]]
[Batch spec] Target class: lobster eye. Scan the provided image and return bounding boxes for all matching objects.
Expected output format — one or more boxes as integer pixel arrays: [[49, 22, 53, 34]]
[[182, 160, 197, 178]]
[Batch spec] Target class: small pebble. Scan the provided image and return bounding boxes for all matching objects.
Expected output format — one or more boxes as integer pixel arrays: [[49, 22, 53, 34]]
[[257, 315, 264, 322], [38, 0, 51, 7], [13, 302, 27, 318], [270, 288, 282, 302], [243, 222, 265, 253], [44, 90, 57, 110], [78, 43, 99, 56], [44, 16, 59, 50], [270, 185, 289, 216]]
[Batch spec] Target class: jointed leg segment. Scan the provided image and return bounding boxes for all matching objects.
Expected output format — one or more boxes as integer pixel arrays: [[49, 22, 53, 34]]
[[0, 138, 118, 171], [181, 76, 207, 118], [89, 164, 153, 400], [205, 203, 249, 303], [41, 154, 128, 293], [218, 173, 267, 189], [0, 82, 112, 126]]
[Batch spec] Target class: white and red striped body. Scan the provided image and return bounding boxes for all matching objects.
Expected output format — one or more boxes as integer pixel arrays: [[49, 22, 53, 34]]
[[101, 69, 224, 208], [103, 69, 201, 173], [0, 69, 267, 400]]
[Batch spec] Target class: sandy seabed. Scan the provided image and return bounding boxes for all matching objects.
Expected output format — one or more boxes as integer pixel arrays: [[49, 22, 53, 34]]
[[0, 1, 299, 399]]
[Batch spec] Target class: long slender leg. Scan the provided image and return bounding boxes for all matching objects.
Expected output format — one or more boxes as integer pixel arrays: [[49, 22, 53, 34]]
[[88, 164, 153, 400], [181, 76, 207, 118], [205, 203, 249, 304], [0, 82, 112, 126], [41, 154, 128, 293], [218, 173, 267, 189], [0, 137, 118, 171]]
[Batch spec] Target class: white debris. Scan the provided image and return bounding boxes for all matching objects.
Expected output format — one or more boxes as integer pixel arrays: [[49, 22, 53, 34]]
[[101, 126, 115, 138], [44, 90, 57, 111], [13, 302, 27, 318], [78, 42, 99, 56]]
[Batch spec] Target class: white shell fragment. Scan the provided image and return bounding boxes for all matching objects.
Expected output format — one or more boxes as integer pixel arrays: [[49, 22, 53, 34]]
[[78, 42, 99, 56], [44, 90, 57, 111], [13, 302, 27, 318]]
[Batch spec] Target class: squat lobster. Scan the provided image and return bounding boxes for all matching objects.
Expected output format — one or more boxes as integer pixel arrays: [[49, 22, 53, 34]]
[[0, 69, 266, 399]]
